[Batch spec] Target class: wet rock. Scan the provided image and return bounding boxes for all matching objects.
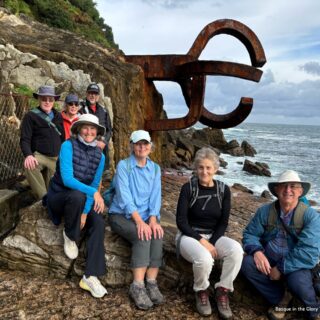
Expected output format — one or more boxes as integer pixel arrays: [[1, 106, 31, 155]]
[[261, 190, 273, 199], [232, 183, 254, 194], [241, 140, 257, 157], [243, 159, 271, 177]]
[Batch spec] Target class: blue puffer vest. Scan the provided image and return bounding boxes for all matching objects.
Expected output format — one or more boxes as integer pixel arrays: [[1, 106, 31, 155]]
[[51, 138, 102, 190]]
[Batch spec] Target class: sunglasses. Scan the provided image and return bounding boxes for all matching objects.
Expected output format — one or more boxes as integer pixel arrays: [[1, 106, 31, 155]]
[[40, 96, 55, 102], [67, 102, 79, 107], [87, 91, 99, 96]]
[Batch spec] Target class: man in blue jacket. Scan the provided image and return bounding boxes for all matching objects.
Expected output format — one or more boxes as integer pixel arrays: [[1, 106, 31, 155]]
[[241, 170, 320, 320]]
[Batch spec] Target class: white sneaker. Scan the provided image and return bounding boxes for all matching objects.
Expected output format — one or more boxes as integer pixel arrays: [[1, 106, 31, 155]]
[[62, 230, 78, 259], [79, 275, 108, 298]]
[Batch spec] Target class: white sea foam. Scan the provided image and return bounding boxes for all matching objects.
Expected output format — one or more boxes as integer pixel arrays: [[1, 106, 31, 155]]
[[219, 123, 320, 211]]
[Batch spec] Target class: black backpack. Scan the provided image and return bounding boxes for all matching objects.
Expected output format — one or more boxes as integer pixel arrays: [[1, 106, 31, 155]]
[[189, 176, 225, 210]]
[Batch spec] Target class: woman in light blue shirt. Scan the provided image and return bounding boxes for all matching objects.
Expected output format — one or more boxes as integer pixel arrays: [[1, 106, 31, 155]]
[[109, 130, 164, 310]]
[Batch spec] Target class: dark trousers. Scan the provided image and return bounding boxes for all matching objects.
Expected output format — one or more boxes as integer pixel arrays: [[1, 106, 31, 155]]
[[109, 214, 163, 269], [47, 189, 106, 277], [241, 255, 320, 318]]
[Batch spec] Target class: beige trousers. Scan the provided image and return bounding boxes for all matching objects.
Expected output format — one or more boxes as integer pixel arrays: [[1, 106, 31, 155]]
[[24, 152, 57, 200], [177, 233, 244, 292]]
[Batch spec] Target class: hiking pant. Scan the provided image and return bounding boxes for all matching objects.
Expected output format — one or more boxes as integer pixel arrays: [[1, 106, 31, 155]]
[[177, 233, 243, 292], [109, 214, 163, 268], [241, 255, 320, 318], [47, 189, 106, 277], [24, 151, 57, 200]]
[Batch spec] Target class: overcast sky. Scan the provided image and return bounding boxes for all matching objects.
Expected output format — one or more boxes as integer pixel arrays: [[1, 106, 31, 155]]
[[96, 0, 320, 126]]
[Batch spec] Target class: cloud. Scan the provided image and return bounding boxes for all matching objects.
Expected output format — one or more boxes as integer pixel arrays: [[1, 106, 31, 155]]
[[96, 0, 320, 125], [300, 61, 320, 76]]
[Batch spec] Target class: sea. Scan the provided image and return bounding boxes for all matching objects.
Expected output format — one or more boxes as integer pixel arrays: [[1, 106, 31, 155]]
[[215, 123, 320, 211]]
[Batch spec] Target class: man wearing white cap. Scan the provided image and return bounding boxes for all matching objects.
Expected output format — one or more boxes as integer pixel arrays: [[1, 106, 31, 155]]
[[241, 170, 320, 320]]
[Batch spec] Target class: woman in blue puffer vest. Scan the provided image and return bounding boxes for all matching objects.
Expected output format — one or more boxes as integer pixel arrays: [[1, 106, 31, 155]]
[[46, 114, 107, 298]]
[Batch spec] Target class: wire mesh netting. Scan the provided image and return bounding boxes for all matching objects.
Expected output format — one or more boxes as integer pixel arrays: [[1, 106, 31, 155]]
[[0, 93, 29, 187]]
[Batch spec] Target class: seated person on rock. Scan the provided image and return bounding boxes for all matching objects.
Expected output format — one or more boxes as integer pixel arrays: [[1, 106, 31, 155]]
[[46, 114, 107, 298], [61, 93, 80, 140], [241, 170, 320, 320], [108, 130, 164, 310], [176, 147, 243, 319], [20, 85, 64, 200]]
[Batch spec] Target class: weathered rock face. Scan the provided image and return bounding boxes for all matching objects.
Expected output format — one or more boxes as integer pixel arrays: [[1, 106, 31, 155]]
[[243, 159, 271, 177], [0, 8, 164, 166], [0, 175, 270, 291], [241, 140, 257, 157]]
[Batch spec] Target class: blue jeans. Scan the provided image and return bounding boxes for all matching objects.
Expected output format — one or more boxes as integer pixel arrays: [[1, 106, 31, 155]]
[[241, 255, 320, 318]]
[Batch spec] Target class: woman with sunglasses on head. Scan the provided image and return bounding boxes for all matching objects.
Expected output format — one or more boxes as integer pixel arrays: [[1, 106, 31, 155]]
[[61, 94, 80, 140]]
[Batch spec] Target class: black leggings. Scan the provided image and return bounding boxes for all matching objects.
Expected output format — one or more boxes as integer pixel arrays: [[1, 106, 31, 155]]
[[47, 189, 106, 277]]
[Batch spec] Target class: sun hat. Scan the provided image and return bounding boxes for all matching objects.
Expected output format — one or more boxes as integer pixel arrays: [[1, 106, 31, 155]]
[[33, 85, 60, 100], [70, 114, 105, 136], [65, 94, 79, 105], [268, 170, 311, 197], [86, 83, 100, 94], [130, 130, 151, 143]]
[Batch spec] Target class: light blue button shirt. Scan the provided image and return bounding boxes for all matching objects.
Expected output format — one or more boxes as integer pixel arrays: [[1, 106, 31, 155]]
[[109, 154, 161, 221]]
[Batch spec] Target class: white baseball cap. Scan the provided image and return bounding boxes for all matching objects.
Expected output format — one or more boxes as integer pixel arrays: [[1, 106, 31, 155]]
[[130, 130, 151, 143]]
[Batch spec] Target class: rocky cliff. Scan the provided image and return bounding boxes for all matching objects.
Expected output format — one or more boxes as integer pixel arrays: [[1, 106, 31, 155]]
[[0, 8, 163, 166]]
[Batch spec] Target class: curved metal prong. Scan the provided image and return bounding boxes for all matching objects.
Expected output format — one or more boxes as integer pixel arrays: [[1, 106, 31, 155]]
[[187, 19, 266, 68], [144, 76, 205, 131], [199, 97, 253, 128], [177, 60, 263, 82]]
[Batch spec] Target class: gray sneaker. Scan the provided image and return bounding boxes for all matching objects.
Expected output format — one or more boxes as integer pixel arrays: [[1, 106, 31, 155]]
[[146, 281, 164, 305], [129, 283, 153, 310], [195, 290, 212, 316], [215, 287, 233, 319]]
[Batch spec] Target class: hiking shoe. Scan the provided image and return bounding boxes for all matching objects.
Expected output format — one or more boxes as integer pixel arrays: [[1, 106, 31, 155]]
[[129, 283, 153, 310], [215, 287, 233, 319], [146, 280, 164, 305], [195, 290, 212, 316], [63, 229, 78, 259], [79, 275, 108, 298], [267, 289, 292, 320]]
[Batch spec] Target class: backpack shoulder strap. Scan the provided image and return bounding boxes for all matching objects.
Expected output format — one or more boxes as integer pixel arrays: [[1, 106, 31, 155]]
[[189, 176, 199, 208], [125, 157, 132, 174], [293, 202, 308, 230], [215, 180, 225, 209], [268, 200, 307, 234], [267, 201, 278, 230], [31, 108, 61, 136]]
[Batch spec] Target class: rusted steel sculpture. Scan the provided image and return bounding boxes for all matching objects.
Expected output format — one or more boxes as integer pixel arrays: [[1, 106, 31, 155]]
[[124, 19, 266, 131]]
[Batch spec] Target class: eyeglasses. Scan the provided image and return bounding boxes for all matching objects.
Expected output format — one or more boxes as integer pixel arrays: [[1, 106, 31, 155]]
[[40, 96, 55, 102], [67, 102, 79, 107], [87, 91, 99, 96], [134, 141, 150, 147], [277, 183, 302, 190]]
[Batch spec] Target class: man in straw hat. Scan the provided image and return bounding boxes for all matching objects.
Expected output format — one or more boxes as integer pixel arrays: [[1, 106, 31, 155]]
[[241, 170, 320, 320], [20, 85, 64, 200]]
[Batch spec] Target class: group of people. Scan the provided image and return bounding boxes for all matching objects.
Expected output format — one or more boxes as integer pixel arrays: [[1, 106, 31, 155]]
[[19, 84, 320, 320]]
